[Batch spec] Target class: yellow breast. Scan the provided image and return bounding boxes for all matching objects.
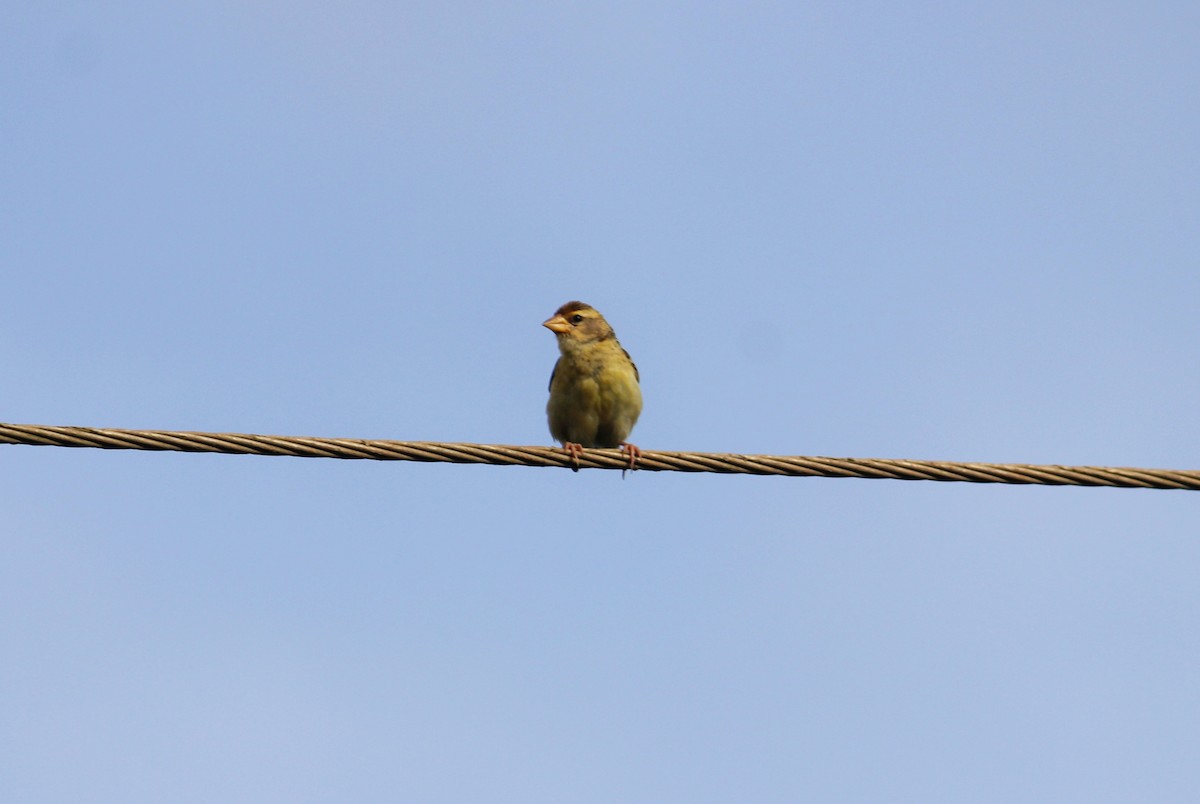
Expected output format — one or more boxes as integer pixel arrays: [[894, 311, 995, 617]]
[[547, 340, 642, 448]]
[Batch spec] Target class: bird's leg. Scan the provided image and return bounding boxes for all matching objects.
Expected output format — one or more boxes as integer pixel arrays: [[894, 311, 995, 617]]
[[620, 442, 641, 471], [562, 442, 584, 471]]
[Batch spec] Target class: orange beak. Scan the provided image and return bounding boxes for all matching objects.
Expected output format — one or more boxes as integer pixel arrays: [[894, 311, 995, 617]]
[[542, 314, 570, 334]]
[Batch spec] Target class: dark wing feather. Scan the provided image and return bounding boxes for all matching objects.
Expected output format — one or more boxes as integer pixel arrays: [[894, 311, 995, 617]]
[[623, 348, 639, 383], [548, 356, 561, 392]]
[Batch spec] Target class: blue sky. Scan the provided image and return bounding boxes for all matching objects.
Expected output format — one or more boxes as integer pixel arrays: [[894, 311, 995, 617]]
[[3, 3, 1199, 801]]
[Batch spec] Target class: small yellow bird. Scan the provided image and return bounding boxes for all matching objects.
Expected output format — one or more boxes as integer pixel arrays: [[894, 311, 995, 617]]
[[543, 301, 643, 470]]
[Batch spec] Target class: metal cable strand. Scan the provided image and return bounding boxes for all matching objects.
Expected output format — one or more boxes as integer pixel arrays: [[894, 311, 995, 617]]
[[0, 421, 1197, 490]]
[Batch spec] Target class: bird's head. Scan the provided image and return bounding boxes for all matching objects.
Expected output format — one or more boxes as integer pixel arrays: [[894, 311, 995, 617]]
[[542, 301, 615, 348]]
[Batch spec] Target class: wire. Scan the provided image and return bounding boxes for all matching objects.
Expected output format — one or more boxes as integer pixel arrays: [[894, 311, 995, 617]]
[[1, 421, 1195, 490]]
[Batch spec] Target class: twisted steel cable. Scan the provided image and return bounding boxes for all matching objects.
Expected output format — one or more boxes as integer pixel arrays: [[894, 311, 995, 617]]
[[1, 421, 1196, 490]]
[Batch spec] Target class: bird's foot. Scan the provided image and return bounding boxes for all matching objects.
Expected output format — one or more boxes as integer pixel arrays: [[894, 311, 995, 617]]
[[620, 442, 641, 473], [562, 442, 584, 471]]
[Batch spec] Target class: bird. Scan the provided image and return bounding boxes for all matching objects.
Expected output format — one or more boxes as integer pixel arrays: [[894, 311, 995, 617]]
[[543, 301, 643, 471]]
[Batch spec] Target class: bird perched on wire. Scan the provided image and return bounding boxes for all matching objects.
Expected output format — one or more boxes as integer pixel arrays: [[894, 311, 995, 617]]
[[543, 301, 643, 471]]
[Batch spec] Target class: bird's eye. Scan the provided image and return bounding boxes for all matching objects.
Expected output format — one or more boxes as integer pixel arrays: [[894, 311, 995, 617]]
[[570, 314, 584, 324]]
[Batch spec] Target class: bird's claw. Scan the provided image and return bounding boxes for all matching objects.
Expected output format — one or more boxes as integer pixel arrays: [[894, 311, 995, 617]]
[[620, 442, 641, 472], [563, 442, 584, 471]]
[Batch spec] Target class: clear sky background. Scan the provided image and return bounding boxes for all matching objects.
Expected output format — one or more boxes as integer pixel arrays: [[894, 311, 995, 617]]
[[3, 3, 1199, 802]]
